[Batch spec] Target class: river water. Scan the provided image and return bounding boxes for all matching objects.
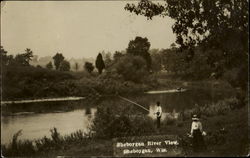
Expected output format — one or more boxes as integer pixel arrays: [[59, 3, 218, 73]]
[[1, 88, 233, 145]]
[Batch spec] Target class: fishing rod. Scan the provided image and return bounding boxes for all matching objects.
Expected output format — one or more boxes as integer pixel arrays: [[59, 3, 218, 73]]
[[118, 95, 150, 112]]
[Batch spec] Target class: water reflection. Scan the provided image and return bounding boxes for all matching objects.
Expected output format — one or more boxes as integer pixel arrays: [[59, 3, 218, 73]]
[[1, 108, 96, 145]]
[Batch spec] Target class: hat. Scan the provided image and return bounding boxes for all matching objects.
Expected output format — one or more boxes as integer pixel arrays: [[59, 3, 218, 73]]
[[192, 114, 199, 121]]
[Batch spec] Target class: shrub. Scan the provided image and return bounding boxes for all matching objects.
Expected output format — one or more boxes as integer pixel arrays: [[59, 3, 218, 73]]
[[2, 65, 75, 100], [90, 105, 156, 139], [163, 116, 177, 126], [113, 55, 149, 83]]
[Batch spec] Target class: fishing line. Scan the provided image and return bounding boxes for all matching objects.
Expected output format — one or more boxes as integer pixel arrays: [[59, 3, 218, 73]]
[[118, 95, 150, 112]]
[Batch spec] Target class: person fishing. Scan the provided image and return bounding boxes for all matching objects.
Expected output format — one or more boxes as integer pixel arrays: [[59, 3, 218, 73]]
[[190, 114, 206, 152], [155, 101, 162, 129]]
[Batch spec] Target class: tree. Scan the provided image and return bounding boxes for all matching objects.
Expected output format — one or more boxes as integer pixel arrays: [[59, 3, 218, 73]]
[[0, 46, 8, 66], [59, 60, 70, 71], [150, 49, 162, 72], [46, 61, 53, 69], [14, 48, 34, 66], [95, 53, 105, 74], [84, 62, 94, 73], [113, 51, 124, 62], [125, 0, 248, 90], [74, 62, 79, 71], [114, 55, 148, 83], [127, 36, 152, 70], [53, 53, 64, 70], [104, 52, 113, 68]]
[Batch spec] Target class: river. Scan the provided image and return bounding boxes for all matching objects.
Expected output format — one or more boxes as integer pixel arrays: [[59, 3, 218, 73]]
[[1, 88, 233, 145]]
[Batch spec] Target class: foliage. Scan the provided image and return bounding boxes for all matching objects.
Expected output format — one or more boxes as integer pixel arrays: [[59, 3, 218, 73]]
[[46, 61, 53, 69], [125, 0, 248, 90], [95, 53, 105, 74], [125, 0, 248, 50], [150, 49, 162, 72], [182, 97, 242, 119], [113, 51, 125, 62], [59, 60, 70, 71], [84, 62, 94, 73], [2, 128, 90, 157], [127, 36, 152, 70], [1, 65, 75, 100], [0, 46, 10, 66], [101, 51, 113, 68], [91, 105, 156, 139], [163, 115, 177, 126], [53, 53, 64, 70], [112, 54, 149, 83], [13, 48, 34, 66]]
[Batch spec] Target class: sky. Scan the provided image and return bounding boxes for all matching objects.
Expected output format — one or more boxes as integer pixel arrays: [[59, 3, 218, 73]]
[[1, 1, 176, 59]]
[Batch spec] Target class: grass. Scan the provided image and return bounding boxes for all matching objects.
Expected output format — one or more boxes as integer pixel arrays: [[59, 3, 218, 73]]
[[2, 98, 248, 157], [2, 128, 93, 157]]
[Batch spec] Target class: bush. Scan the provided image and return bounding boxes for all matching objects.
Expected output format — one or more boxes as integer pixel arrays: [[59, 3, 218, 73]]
[[90, 105, 156, 139], [2, 65, 75, 100], [112, 55, 149, 83], [163, 115, 177, 126]]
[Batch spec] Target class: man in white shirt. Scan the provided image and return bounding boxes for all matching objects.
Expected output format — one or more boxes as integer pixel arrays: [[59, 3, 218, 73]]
[[155, 101, 162, 129]]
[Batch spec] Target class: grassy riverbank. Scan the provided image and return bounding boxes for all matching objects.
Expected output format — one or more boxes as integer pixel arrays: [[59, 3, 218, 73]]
[[2, 98, 248, 157], [59, 106, 249, 157]]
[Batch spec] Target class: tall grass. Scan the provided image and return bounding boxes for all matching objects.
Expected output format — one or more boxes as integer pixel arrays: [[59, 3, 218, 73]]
[[2, 128, 91, 157], [182, 97, 241, 119], [161, 97, 244, 129]]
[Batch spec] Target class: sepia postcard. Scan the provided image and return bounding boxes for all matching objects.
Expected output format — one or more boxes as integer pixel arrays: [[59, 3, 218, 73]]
[[1, 0, 249, 157]]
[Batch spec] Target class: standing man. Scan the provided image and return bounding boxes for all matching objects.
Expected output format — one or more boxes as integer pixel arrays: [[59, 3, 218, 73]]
[[155, 101, 162, 129]]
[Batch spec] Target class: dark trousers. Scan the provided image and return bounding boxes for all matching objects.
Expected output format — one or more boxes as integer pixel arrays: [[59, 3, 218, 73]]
[[157, 116, 161, 128]]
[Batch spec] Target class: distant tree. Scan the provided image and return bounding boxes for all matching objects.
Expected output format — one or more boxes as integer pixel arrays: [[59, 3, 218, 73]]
[[53, 53, 64, 70], [104, 52, 113, 68], [95, 53, 105, 74], [113, 51, 124, 62], [59, 60, 70, 71], [0, 46, 8, 66], [150, 49, 162, 72], [114, 55, 148, 83], [46, 61, 53, 69], [74, 62, 79, 71], [84, 62, 94, 73], [127, 36, 151, 70], [14, 48, 34, 66]]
